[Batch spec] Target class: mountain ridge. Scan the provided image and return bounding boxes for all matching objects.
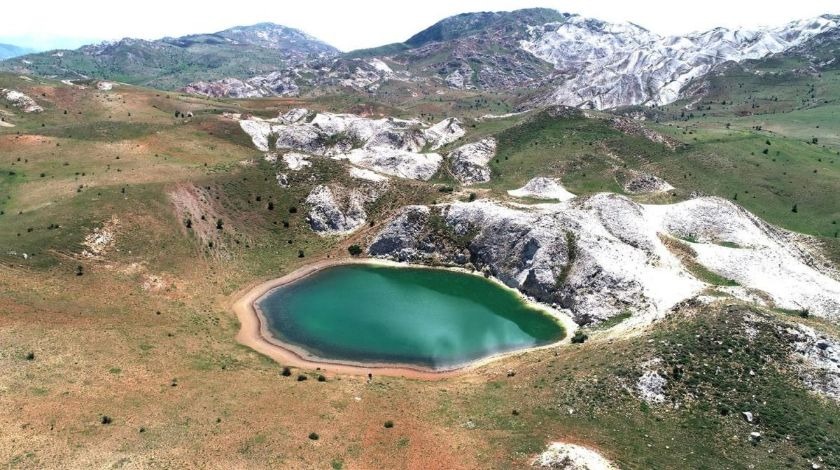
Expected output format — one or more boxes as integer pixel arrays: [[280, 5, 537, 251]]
[[0, 43, 35, 60], [3, 9, 840, 109], [180, 9, 840, 109], [0, 23, 339, 89]]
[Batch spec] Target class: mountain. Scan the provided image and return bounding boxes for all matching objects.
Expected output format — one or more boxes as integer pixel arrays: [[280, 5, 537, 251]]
[[180, 9, 840, 110], [186, 8, 566, 99], [0, 43, 34, 60], [4, 10, 840, 110], [0, 23, 338, 89], [525, 14, 840, 109]]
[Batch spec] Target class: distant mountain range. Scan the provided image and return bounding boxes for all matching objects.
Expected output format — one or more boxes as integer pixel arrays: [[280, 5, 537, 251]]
[[3, 8, 839, 109], [0, 43, 35, 60], [0, 23, 338, 89]]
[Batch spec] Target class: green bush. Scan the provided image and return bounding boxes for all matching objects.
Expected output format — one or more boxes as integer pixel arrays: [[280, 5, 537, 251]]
[[571, 330, 588, 344]]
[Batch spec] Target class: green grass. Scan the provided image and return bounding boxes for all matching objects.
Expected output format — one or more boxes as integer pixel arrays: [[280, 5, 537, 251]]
[[485, 110, 647, 195], [461, 305, 840, 469], [0, 168, 21, 213], [590, 310, 632, 330]]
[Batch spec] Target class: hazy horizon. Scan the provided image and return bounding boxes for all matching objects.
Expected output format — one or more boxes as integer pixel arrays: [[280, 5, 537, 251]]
[[2, 0, 838, 52]]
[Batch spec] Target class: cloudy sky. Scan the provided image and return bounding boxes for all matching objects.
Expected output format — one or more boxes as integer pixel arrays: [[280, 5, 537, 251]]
[[2, 0, 838, 51]]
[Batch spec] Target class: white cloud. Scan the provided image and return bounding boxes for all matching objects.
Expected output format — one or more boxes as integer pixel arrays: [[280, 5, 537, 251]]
[[1, 0, 837, 51]]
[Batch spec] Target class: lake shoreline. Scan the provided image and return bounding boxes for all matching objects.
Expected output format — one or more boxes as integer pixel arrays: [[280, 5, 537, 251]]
[[232, 257, 577, 380]]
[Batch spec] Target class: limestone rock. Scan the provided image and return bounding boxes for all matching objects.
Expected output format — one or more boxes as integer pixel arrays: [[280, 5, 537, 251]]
[[448, 138, 496, 185]]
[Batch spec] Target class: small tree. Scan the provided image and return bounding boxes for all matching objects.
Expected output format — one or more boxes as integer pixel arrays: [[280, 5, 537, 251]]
[[791, 204, 798, 213], [216, 219, 224, 230], [75, 265, 84, 276], [347, 245, 363, 256]]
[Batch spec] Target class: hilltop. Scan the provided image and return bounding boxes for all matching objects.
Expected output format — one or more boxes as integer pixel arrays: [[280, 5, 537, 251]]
[[0, 23, 338, 89]]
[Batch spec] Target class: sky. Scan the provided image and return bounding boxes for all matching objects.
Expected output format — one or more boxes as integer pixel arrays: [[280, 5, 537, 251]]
[[1, 0, 838, 51]]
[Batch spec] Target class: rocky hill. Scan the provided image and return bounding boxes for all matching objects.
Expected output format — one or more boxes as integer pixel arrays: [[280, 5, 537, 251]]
[[0, 23, 338, 89], [183, 10, 840, 111], [7, 10, 839, 108]]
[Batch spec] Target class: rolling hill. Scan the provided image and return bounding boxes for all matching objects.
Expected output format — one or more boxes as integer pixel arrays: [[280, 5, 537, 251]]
[[0, 23, 338, 89]]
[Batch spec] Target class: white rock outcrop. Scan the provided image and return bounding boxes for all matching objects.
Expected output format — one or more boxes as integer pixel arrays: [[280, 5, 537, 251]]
[[305, 183, 385, 235], [282, 152, 312, 171], [637, 372, 667, 405], [533, 442, 617, 469], [238, 110, 465, 180], [369, 194, 840, 324], [448, 138, 496, 185], [1, 89, 43, 113], [522, 15, 840, 109], [787, 324, 840, 401], [647, 198, 840, 318], [349, 167, 389, 182], [508, 177, 576, 201]]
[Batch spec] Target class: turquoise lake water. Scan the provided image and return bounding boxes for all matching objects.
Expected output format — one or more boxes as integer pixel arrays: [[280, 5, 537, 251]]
[[257, 264, 565, 369]]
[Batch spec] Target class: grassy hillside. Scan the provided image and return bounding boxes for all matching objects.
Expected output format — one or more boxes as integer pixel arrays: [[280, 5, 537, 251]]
[[0, 73, 838, 468]]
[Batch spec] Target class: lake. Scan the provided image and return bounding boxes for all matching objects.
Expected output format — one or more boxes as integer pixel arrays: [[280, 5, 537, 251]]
[[257, 264, 566, 370]]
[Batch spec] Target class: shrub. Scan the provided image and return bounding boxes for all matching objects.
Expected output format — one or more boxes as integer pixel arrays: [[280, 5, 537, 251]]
[[571, 330, 588, 344], [25, 351, 35, 361], [384, 420, 394, 428], [347, 244, 363, 256], [308, 432, 319, 440], [281, 367, 292, 377], [317, 375, 327, 382], [216, 219, 224, 230], [101, 415, 112, 425], [297, 374, 308, 381]]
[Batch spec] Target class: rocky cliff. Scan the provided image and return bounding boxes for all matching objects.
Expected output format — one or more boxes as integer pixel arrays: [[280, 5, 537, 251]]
[[369, 194, 840, 325]]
